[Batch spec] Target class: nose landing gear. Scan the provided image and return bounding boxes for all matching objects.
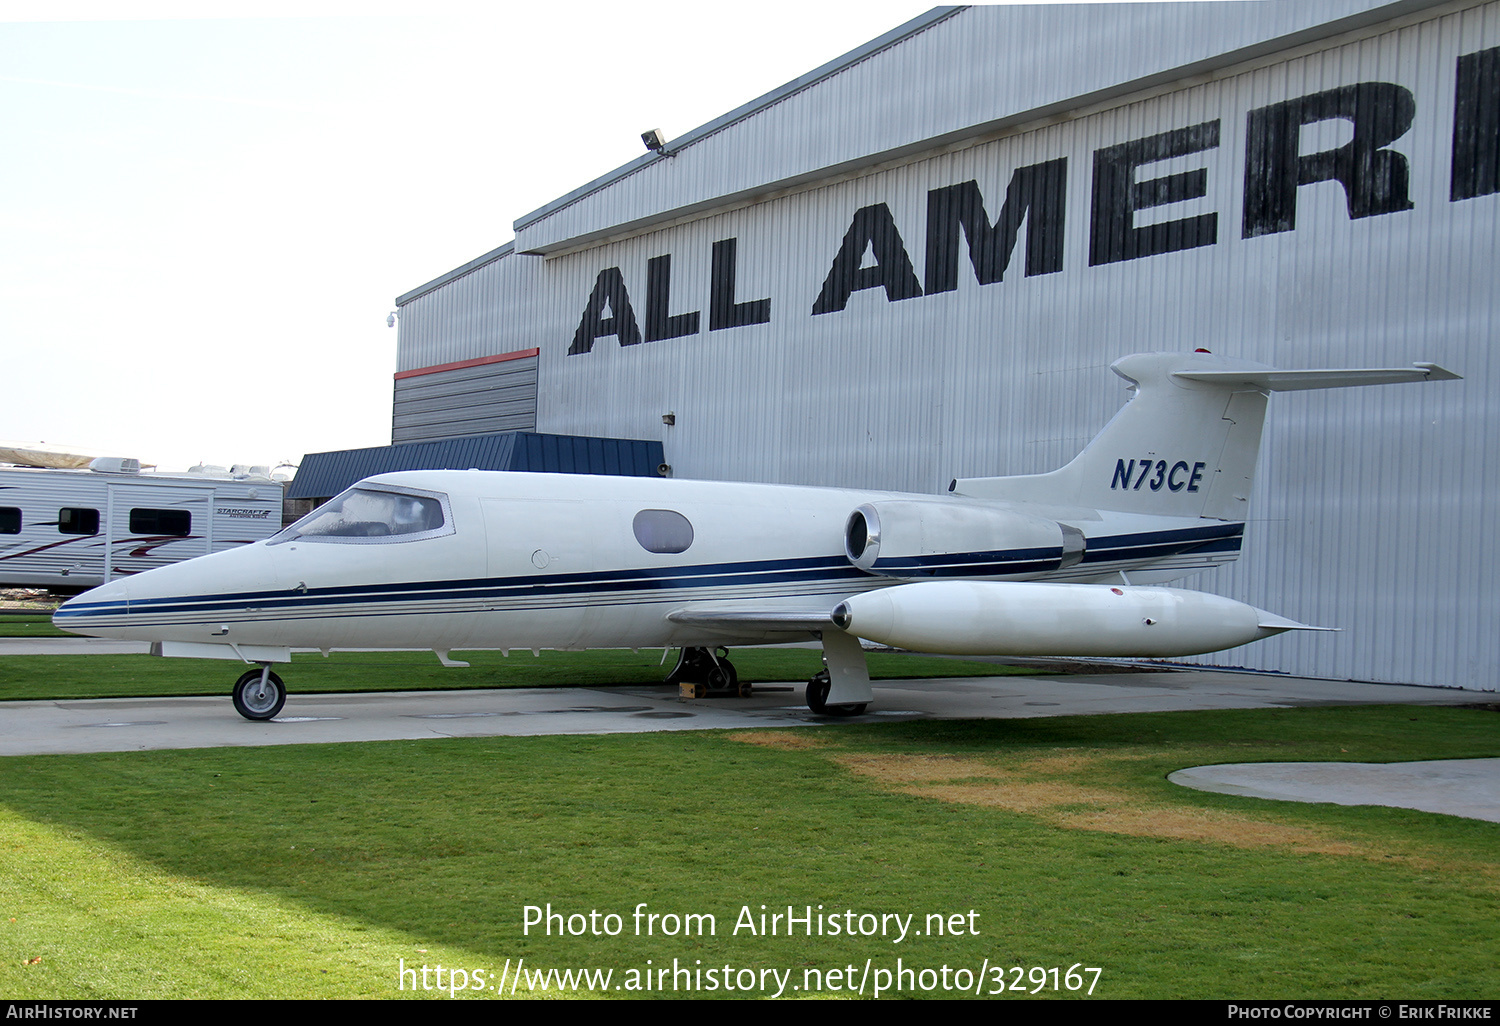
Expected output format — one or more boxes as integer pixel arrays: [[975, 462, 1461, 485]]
[[232, 666, 286, 720]]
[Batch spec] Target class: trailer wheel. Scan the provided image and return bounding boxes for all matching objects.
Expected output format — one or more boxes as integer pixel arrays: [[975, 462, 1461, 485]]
[[232, 669, 286, 721]]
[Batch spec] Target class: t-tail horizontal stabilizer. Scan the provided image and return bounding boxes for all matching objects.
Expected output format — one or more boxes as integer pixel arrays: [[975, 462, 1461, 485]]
[[953, 352, 1460, 521], [1173, 362, 1460, 390]]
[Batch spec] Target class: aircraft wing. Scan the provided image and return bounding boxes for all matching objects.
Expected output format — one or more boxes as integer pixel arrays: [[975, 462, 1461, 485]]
[[665, 608, 834, 635], [1173, 362, 1460, 391]]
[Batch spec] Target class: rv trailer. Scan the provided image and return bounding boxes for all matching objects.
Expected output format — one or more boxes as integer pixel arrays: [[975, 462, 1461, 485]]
[[0, 457, 284, 592]]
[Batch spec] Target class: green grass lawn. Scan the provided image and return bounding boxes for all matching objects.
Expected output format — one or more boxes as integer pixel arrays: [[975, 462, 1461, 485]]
[[1, 704, 1495, 999], [0, 612, 67, 639]]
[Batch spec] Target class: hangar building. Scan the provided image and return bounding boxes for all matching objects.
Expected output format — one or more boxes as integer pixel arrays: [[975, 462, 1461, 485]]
[[390, 1, 1498, 692]]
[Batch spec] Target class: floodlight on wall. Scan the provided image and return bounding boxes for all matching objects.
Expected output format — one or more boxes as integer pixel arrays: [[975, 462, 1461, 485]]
[[641, 128, 667, 153]]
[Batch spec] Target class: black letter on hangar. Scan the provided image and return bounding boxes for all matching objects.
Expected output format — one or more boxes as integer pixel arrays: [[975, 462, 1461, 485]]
[[709, 237, 771, 330], [1243, 82, 1415, 237], [1090, 120, 1221, 265], [569, 267, 642, 355], [645, 254, 700, 342], [1452, 46, 1500, 202], [811, 202, 924, 314], [924, 159, 1067, 294]]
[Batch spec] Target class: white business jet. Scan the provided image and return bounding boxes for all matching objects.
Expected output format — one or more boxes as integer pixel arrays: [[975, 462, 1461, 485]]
[[53, 351, 1458, 720]]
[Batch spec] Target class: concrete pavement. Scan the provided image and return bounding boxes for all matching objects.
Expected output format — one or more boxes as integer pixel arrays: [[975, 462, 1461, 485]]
[[2, 640, 1495, 822]]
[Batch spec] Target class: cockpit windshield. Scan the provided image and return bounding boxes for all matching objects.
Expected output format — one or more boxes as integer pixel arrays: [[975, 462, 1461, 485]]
[[271, 485, 451, 545]]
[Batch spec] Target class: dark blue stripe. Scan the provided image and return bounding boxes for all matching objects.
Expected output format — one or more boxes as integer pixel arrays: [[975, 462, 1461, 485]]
[[871, 544, 1062, 578], [56, 556, 869, 620], [55, 523, 1248, 624], [1080, 523, 1243, 564]]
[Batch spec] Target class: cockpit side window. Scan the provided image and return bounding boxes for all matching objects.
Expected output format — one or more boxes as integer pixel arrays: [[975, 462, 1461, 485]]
[[271, 485, 452, 545]]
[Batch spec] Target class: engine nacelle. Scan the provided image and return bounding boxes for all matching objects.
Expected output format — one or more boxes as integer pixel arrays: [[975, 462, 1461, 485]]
[[831, 580, 1298, 657], [844, 500, 1084, 580]]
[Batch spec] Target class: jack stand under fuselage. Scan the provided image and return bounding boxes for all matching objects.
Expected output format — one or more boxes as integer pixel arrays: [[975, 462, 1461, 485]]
[[666, 646, 746, 698]]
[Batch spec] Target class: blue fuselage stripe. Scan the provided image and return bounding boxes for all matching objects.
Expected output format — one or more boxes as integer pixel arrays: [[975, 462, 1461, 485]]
[[54, 523, 1246, 626]]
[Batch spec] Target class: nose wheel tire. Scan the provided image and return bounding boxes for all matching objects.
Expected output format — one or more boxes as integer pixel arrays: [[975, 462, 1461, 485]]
[[233, 669, 286, 721]]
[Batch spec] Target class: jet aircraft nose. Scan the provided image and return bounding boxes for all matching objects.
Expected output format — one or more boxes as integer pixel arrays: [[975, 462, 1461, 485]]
[[51, 541, 287, 644], [53, 577, 131, 637]]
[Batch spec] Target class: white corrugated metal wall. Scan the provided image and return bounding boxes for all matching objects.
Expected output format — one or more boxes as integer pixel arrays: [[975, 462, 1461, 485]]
[[513, 1, 1404, 253], [396, 1, 1496, 690]]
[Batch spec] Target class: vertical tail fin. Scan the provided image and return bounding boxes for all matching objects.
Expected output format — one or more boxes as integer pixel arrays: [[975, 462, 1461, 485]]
[[953, 352, 1459, 520]]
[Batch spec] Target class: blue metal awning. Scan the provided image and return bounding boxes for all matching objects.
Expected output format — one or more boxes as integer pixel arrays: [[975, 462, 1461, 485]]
[[288, 432, 665, 500]]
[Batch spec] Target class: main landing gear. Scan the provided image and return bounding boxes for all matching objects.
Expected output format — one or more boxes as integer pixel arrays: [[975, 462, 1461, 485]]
[[232, 666, 286, 721], [670, 635, 872, 715], [666, 646, 752, 698], [805, 630, 871, 716], [804, 670, 864, 716]]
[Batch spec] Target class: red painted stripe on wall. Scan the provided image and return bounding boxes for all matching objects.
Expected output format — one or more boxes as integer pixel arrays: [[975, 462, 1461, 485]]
[[394, 348, 540, 380]]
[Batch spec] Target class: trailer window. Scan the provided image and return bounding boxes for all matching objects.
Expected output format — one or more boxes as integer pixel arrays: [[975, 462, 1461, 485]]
[[58, 508, 99, 535], [0, 508, 18, 534], [272, 485, 451, 545], [130, 508, 191, 536]]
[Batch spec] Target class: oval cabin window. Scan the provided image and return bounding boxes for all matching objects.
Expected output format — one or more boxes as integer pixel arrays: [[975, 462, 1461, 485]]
[[633, 509, 693, 554]]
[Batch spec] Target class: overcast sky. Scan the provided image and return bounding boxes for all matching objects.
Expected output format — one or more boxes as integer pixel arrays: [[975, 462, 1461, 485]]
[[0, 2, 1035, 471]]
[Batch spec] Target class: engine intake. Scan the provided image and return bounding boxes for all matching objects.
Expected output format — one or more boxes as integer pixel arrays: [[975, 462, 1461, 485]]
[[844, 500, 1083, 580]]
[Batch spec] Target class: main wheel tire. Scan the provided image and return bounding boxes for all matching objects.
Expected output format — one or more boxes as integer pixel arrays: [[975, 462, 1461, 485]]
[[806, 670, 831, 714], [805, 670, 865, 716], [707, 661, 738, 692], [232, 669, 286, 721]]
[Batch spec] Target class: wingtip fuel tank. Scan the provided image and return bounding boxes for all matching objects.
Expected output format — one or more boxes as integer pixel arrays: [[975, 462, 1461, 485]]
[[831, 580, 1317, 658]]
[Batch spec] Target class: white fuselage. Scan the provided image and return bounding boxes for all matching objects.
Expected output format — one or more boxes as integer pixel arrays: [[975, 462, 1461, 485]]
[[53, 469, 1243, 656]]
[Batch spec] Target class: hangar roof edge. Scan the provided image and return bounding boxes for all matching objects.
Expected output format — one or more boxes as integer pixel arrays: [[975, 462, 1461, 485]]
[[396, 241, 516, 307], [510, 0, 1440, 255], [511, 5, 967, 236]]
